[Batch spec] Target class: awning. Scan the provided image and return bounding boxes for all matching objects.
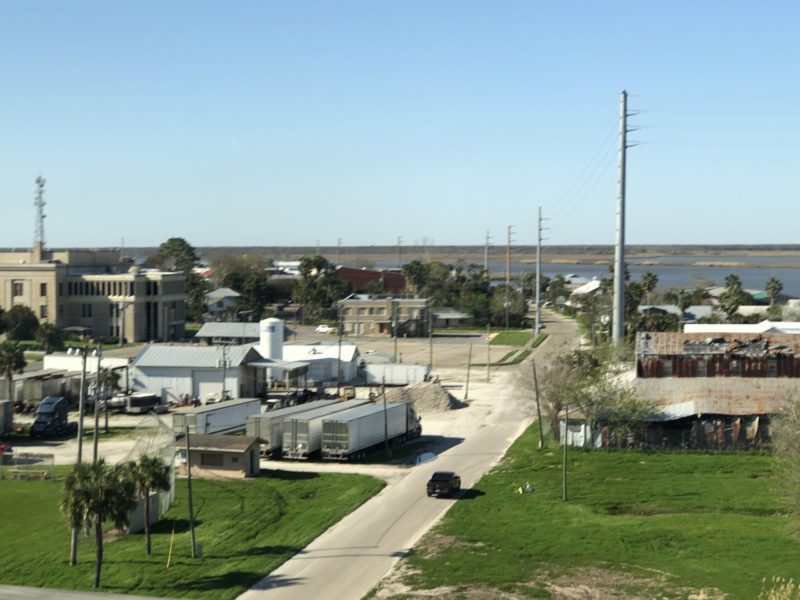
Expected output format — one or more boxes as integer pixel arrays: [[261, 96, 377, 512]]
[[245, 359, 310, 373]]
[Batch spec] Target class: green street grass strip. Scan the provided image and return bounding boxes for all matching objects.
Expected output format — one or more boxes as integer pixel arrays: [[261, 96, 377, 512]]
[[489, 331, 533, 346], [394, 428, 800, 599], [0, 470, 384, 598]]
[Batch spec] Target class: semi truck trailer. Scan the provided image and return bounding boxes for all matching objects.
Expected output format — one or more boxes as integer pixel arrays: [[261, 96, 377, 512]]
[[246, 399, 338, 456], [281, 399, 372, 460], [321, 401, 421, 460], [172, 398, 261, 435]]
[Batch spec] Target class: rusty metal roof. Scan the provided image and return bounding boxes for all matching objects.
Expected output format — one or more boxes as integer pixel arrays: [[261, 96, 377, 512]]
[[637, 332, 800, 357]]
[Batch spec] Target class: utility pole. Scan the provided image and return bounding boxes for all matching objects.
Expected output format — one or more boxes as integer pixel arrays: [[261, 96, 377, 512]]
[[484, 230, 491, 277], [486, 324, 491, 383], [535, 207, 546, 336], [427, 300, 433, 370], [396, 236, 402, 268], [92, 346, 102, 464], [392, 299, 399, 362], [612, 90, 630, 346], [532, 360, 544, 449], [336, 303, 343, 397], [382, 376, 391, 457], [563, 401, 569, 501], [69, 348, 88, 566], [465, 344, 473, 401], [185, 426, 197, 558], [220, 345, 227, 400], [505, 225, 514, 330]]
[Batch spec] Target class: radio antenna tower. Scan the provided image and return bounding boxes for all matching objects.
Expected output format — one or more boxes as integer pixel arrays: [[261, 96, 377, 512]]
[[34, 175, 47, 248]]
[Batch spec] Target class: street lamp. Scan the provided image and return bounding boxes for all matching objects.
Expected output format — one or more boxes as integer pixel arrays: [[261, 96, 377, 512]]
[[66, 347, 89, 464]]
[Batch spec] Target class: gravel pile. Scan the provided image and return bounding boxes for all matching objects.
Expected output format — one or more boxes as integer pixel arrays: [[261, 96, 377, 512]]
[[384, 382, 466, 412]]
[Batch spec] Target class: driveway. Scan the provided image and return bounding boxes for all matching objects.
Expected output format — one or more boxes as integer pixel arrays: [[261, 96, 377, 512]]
[[239, 311, 578, 600]]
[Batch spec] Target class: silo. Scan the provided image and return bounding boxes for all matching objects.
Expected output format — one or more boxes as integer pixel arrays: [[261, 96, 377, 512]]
[[259, 318, 284, 360]]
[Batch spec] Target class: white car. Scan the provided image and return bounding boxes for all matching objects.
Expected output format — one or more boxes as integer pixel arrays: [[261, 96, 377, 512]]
[[315, 324, 335, 334]]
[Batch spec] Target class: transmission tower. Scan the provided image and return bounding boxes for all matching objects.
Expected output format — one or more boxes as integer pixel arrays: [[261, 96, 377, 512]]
[[34, 175, 47, 248]]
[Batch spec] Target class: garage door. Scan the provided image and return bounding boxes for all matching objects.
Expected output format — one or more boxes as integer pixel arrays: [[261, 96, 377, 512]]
[[193, 370, 222, 401]]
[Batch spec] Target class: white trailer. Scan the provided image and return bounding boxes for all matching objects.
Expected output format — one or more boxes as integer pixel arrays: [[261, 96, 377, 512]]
[[172, 398, 261, 435], [246, 400, 338, 456], [364, 363, 430, 385], [282, 399, 372, 460], [321, 402, 421, 460]]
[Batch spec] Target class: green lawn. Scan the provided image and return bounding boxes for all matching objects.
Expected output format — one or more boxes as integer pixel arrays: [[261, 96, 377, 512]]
[[490, 331, 533, 346], [396, 428, 800, 599], [0, 470, 384, 598]]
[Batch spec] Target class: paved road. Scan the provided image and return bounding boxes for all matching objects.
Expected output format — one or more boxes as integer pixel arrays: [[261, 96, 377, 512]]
[[0, 585, 174, 600], [239, 312, 577, 600]]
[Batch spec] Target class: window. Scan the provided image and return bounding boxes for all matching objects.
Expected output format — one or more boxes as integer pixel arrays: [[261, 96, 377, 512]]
[[731, 359, 741, 376], [39, 305, 48, 319], [59, 283, 63, 296], [662, 360, 673, 377], [12, 281, 23, 296], [40, 282, 47, 296], [696, 360, 707, 377], [768, 359, 778, 377], [231, 456, 239, 463], [200, 453, 224, 467]]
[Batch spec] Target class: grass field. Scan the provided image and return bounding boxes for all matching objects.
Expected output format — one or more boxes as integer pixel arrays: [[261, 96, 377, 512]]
[[0, 470, 383, 598], [394, 428, 800, 599], [490, 331, 533, 346]]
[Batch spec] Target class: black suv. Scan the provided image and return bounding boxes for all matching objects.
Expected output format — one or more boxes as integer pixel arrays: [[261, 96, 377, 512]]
[[426, 471, 461, 497]]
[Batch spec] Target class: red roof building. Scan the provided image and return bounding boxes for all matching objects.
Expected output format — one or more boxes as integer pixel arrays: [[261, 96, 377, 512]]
[[336, 267, 406, 293]]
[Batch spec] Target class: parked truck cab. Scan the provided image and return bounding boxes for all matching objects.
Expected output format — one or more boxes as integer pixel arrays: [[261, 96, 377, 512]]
[[30, 396, 76, 438]]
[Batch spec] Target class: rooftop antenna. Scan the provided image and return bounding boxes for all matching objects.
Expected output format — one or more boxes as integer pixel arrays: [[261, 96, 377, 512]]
[[34, 175, 47, 248]]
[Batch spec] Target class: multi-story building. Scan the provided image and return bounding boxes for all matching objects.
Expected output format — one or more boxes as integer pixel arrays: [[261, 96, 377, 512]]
[[0, 242, 186, 342], [337, 294, 430, 336]]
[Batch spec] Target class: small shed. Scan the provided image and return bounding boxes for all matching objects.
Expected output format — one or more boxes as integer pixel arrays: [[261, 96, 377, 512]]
[[179, 434, 260, 479]]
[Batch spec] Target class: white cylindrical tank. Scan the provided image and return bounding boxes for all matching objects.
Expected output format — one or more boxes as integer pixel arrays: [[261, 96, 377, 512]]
[[259, 318, 284, 359]]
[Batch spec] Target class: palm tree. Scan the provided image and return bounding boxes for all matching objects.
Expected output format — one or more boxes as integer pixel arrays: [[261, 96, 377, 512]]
[[35, 323, 63, 354], [129, 455, 171, 555], [61, 460, 136, 587], [640, 271, 658, 305], [0, 341, 26, 402], [765, 276, 783, 307], [96, 367, 121, 434]]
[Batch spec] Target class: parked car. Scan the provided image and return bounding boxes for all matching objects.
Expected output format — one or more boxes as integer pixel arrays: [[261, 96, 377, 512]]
[[315, 324, 335, 334], [426, 471, 461, 497]]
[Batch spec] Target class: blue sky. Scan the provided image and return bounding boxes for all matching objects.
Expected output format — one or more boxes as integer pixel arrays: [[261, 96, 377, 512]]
[[1, 1, 799, 249]]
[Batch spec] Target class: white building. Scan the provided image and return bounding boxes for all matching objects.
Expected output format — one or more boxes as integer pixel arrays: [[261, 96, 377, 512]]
[[130, 318, 361, 402], [205, 288, 242, 316], [282, 342, 360, 384]]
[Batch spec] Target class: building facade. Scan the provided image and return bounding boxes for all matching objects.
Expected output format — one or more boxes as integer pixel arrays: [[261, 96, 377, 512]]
[[338, 294, 430, 337], [0, 243, 186, 342]]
